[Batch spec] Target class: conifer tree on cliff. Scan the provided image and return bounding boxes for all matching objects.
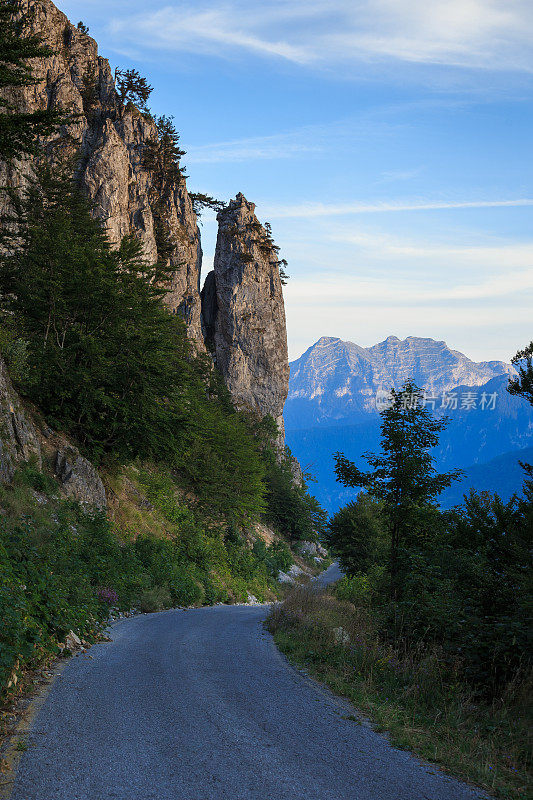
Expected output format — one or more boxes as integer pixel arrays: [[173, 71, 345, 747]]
[[0, 0, 61, 162], [334, 383, 462, 599]]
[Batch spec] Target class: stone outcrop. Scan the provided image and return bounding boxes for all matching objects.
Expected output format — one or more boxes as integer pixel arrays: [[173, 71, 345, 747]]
[[1, 0, 203, 346], [1, 0, 294, 457], [0, 356, 106, 507], [202, 194, 289, 437], [0, 356, 42, 483], [52, 442, 106, 508]]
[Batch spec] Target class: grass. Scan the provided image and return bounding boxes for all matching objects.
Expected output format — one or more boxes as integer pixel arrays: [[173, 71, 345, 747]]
[[267, 585, 532, 800]]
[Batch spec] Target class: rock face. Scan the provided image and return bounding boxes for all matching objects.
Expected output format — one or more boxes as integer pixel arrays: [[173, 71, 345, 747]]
[[0, 357, 42, 483], [0, 357, 106, 506], [1, 0, 203, 346], [202, 194, 289, 437], [286, 335, 516, 429], [1, 0, 294, 455], [52, 443, 106, 508]]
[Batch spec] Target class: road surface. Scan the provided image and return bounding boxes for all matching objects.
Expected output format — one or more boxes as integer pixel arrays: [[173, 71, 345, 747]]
[[10, 570, 483, 800]]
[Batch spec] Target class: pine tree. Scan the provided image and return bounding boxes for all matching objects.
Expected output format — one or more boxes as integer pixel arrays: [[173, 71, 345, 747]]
[[334, 382, 462, 598], [508, 341, 533, 477], [0, 0, 62, 161], [508, 342, 533, 407], [115, 68, 153, 114], [0, 162, 192, 460]]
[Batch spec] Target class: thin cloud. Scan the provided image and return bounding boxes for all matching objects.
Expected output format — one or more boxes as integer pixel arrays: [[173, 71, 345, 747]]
[[186, 135, 322, 165], [261, 198, 533, 218], [107, 0, 533, 73], [283, 266, 533, 305]]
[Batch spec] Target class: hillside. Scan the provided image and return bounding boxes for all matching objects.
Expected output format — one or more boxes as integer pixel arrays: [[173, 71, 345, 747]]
[[0, 0, 324, 699]]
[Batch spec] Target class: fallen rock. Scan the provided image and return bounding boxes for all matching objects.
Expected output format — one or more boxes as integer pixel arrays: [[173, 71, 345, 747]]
[[333, 626, 351, 645], [277, 564, 306, 584], [65, 630, 82, 651]]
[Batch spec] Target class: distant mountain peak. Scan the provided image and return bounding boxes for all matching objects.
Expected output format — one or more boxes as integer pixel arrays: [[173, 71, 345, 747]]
[[287, 335, 515, 428]]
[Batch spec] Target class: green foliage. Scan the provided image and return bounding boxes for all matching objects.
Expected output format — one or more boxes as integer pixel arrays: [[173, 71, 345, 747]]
[[115, 68, 153, 114], [0, 460, 284, 696], [325, 493, 385, 575], [0, 162, 192, 463], [262, 443, 327, 542], [137, 586, 172, 613], [253, 537, 292, 577], [0, 0, 62, 161], [335, 573, 374, 606], [330, 383, 531, 695], [269, 586, 531, 800], [508, 341, 533, 407], [189, 193, 226, 218], [0, 164, 267, 524], [0, 324, 29, 382], [335, 382, 462, 597]]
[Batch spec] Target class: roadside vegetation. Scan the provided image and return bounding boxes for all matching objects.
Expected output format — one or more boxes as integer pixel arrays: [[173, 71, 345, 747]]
[[0, 3, 326, 701], [0, 461, 296, 697], [268, 368, 533, 800]]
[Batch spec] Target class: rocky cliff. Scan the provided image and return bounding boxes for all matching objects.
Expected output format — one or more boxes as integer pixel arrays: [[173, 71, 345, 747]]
[[1, 0, 204, 345], [0, 356, 106, 506], [1, 0, 292, 426], [0, 0, 293, 496], [202, 194, 289, 437]]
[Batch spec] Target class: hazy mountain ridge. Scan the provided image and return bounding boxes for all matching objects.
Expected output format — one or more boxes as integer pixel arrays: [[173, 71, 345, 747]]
[[286, 335, 515, 430], [285, 336, 531, 513]]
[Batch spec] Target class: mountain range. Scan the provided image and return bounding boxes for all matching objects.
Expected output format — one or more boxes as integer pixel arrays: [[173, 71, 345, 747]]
[[284, 336, 532, 513]]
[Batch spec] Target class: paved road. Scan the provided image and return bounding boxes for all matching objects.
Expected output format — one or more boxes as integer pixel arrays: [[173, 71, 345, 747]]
[[314, 561, 344, 587], [11, 583, 483, 799]]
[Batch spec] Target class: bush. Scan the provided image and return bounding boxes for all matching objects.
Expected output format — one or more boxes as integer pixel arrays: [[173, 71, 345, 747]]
[[137, 586, 172, 613], [169, 567, 204, 607], [335, 574, 372, 606]]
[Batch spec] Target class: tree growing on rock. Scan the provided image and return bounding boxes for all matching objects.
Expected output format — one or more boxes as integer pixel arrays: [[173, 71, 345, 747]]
[[115, 68, 153, 114], [0, 0, 62, 161]]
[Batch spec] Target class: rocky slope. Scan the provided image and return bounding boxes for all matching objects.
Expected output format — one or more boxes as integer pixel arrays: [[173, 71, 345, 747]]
[[2, 0, 203, 345], [0, 0, 291, 440], [0, 356, 106, 506], [286, 335, 515, 429], [202, 194, 289, 437]]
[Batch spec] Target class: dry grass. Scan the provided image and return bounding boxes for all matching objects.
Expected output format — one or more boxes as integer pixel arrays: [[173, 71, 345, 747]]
[[267, 586, 532, 800]]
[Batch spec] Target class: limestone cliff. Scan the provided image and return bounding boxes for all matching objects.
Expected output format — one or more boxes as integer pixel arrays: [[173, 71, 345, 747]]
[[1, 0, 203, 345], [1, 0, 293, 448], [0, 357, 105, 507], [202, 194, 289, 437]]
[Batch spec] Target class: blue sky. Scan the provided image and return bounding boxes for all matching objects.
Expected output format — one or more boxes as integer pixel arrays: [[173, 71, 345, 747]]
[[61, 0, 532, 362]]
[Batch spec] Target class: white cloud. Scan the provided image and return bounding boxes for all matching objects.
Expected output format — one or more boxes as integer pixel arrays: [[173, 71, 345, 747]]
[[107, 0, 533, 73], [283, 265, 533, 305], [261, 198, 533, 218]]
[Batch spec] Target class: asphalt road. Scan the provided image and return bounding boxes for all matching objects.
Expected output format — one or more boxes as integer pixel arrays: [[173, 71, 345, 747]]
[[11, 568, 484, 800]]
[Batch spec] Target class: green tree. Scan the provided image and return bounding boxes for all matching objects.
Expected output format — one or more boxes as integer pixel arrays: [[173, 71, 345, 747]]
[[0, 162, 193, 461], [325, 493, 385, 575], [335, 382, 462, 598], [115, 68, 153, 114], [0, 0, 61, 161], [508, 342, 533, 477], [189, 192, 225, 218], [508, 341, 533, 406], [262, 443, 327, 541]]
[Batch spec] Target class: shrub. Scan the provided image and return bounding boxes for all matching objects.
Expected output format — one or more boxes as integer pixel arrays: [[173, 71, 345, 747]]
[[137, 586, 172, 613]]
